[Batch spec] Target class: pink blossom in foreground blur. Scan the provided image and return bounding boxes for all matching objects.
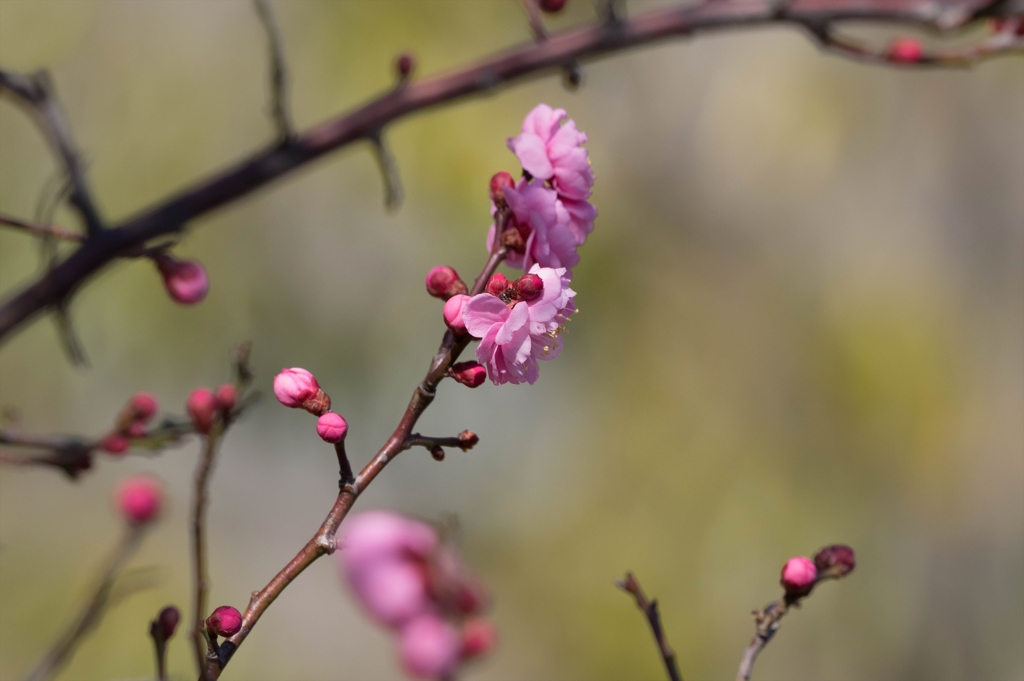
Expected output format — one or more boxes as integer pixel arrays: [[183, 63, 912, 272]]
[[186, 388, 217, 434], [316, 412, 348, 443], [130, 392, 158, 421], [117, 475, 162, 524], [156, 606, 180, 640], [102, 433, 129, 455], [462, 265, 575, 385], [507, 104, 594, 201], [155, 254, 209, 305], [127, 421, 148, 438], [461, 618, 498, 659], [399, 615, 462, 680], [443, 295, 470, 335], [814, 544, 856, 578], [206, 605, 242, 637], [781, 556, 817, 597], [889, 38, 923, 62], [215, 384, 237, 413]]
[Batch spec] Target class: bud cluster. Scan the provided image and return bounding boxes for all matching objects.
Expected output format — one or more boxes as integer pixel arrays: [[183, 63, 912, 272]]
[[100, 392, 161, 457], [779, 544, 856, 600], [483, 272, 544, 305], [186, 383, 238, 434], [273, 368, 350, 444]]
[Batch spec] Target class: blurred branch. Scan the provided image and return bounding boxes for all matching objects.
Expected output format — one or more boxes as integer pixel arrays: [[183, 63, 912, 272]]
[[616, 572, 683, 681], [369, 131, 404, 211], [190, 432, 221, 680], [23, 525, 147, 681], [0, 0, 1019, 343], [0, 212, 83, 242], [252, 0, 294, 141]]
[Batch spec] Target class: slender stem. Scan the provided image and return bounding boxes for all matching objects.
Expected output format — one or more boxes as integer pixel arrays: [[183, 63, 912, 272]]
[[23, 525, 145, 681], [0, 212, 84, 242], [252, 0, 293, 140], [735, 600, 790, 681], [190, 432, 221, 680], [617, 572, 683, 681]]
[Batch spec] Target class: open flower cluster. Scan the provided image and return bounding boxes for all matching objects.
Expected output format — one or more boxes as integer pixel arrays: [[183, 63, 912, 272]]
[[338, 512, 496, 680]]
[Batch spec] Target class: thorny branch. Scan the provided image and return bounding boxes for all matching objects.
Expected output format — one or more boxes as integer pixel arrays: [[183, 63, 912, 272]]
[[616, 572, 683, 681], [0, 0, 1019, 343]]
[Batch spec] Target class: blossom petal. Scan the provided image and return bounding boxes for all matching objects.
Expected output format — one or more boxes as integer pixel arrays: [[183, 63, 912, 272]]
[[462, 295, 509, 338]]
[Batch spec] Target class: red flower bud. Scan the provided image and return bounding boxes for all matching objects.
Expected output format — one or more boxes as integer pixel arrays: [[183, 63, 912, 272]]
[[780, 556, 817, 597], [425, 266, 468, 300], [485, 273, 509, 297], [206, 605, 242, 637], [451, 362, 486, 388], [461, 618, 498, 659], [489, 171, 515, 206], [396, 53, 415, 79], [512, 274, 543, 301], [316, 412, 348, 443], [813, 544, 856, 578], [443, 295, 470, 335], [157, 606, 180, 640], [214, 384, 237, 413], [117, 475, 163, 525], [186, 388, 217, 434], [154, 254, 209, 305], [457, 430, 479, 450], [127, 421, 148, 438], [540, 0, 567, 12], [889, 38, 923, 63], [130, 392, 159, 421], [101, 433, 129, 455]]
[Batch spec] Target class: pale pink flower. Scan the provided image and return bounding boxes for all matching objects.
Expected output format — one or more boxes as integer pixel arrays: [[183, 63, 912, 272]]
[[561, 197, 597, 245], [507, 104, 594, 201], [399, 614, 462, 680], [781, 556, 817, 596], [461, 265, 575, 385], [487, 179, 580, 272]]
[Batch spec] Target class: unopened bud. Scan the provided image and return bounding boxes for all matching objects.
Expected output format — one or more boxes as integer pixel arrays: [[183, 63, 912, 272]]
[[489, 171, 515, 206], [486, 273, 509, 297], [512, 274, 543, 301], [127, 421, 148, 438], [540, 0, 568, 12], [461, 618, 498, 659], [101, 433, 130, 455], [780, 556, 817, 597], [431, 445, 445, 461], [206, 605, 242, 638], [186, 388, 218, 434], [130, 393, 159, 421], [813, 544, 856, 578], [396, 52, 415, 80], [157, 606, 180, 640], [443, 295, 470, 335], [425, 266, 467, 300], [215, 384, 237, 413], [154, 254, 209, 305], [117, 475, 163, 525], [889, 38, 923, 63], [273, 368, 331, 415], [451, 362, 487, 388], [317, 412, 348, 443], [500, 227, 525, 252], [457, 430, 479, 450]]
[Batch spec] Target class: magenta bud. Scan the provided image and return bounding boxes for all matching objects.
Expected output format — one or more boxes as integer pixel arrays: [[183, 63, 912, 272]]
[[157, 606, 180, 640], [512, 274, 543, 301], [215, 384, 237, 413], [127, 421, 148, 438], [102, 433, 130, 455], [813, 544, 856, 578], [187, 387, 217, 434], [443, 295, 470, 335], [425, 266, 467, 300], [780, 556, 817, 597], [273, 368, 330, 415], [451, 362, 486, 388], [485, 273, 509, 297], [489, 171, 515, 206], [889, 38, 923, 63], [155, 254, 209, 305], [396, 52, 415, 79], [317, 412, 348, 443], [117, 475, 163, 525], [130, 392, 159, 421], [461, 618, 498, 660], [540, 0, 567, 12], [206, 605, 242, 637]]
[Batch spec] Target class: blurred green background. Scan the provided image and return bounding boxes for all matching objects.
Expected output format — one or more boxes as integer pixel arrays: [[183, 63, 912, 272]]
[[1, 2, 1022, 680]]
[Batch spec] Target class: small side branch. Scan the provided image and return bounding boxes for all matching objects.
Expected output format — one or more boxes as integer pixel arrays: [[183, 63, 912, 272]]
[[616, 572, 683, 681], [190, 432, 221, 680], [370, 131, 404, 211], [252, 0, 294, 141], [736, 601, 790, 681], [0, 212, 83, 242], [403, 431, 480, 461]]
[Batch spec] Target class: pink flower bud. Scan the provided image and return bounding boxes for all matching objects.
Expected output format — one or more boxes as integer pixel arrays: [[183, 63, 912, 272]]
[[317, 412, 348, 443], [127, 421, 148, 438], [889, 38, 923, 63], [186, 388, 217, 434], [780, 556, 817, 597], [813, 544, 856, 578], [451, 362, 486, 388], [399, 615, 462, 680], [540, 0, 567, 12], [101, 433, 130, 455], [155, 254, 209, 305], [157, 606, 180, 640], [443, 295, 470, 335], [130, 392, 158, 421], [461, 618, 497, 659], [396, 52, 416, 79], [512, 273, 543, 301], [206, 605, 242, 637], [489, 171, 515, 206], [425, 266, 467, 300], [485, 273, 509, 297], [214, 384, 237, 413], [273, 368, 331, 415], [117, 475, 163, 524]]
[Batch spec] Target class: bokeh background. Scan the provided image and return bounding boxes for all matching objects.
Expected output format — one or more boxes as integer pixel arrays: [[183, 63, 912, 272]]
[[1, 2, 1022, 680]]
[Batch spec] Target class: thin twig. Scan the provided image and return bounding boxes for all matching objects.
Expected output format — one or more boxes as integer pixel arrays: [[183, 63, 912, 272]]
[[252, 0, 293, 141], [616, 572, 683, 681], [370, 131, 404, 211], [0, 212, 84, 242], [0, 0, 1016, 343], [23, 525, 146, 681], [736, 601, 791, 681], [190, 431, 221, 680], [403, 430, 479, 453]]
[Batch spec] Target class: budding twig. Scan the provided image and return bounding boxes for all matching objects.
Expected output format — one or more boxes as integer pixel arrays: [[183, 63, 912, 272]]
[[252, 0, 294, 141], [616, 572, 683, 681], [404, 430, 480, 460], [0, 212, 83, 242]]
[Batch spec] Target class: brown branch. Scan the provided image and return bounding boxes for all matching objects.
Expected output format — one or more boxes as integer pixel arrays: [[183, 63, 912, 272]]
[[616, 572, 683, 681], [369, 131, 404, 211], [189, 431, 221, 680], [735, 600, 793, 681], [0, 212, 84, 242], [0, 0, 1015, 343], [403, 430, 480, 461], [23, 525, 146, 681], [252, 0, 293, 141]]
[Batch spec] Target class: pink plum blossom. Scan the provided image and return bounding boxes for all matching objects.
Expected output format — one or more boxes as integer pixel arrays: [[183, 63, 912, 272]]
[[781, 556, 818, 597], [273, 368, 319, 408], [214, 383, 237, 412], [443, 294, 470, 335], [507, 104, 594, 201], [461, 265, 575, 385], [317, 412, 348, 443], [399, 614, 462, 680], [487, 179, 580, 273], [129, 392, 158, 421]]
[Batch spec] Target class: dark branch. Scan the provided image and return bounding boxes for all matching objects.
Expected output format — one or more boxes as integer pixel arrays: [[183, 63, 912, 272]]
[[252, 0, 293, 140], [370, 131, 403, 211], [403, 430, 480, 460], [616, 572, 683, 681]]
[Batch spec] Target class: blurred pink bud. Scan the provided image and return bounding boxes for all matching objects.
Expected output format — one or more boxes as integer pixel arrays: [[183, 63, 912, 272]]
[[215, 384, 237, 413], [540, 0, 567, 12], [187, 388, 217, 434], [485, 273, 509, 297], [443, 295, 470, 335], [461, 618, 498, 659], [451, 362, 486, 388], [117, 475, 163, 524], [489, 171, 515, 206], [889, 38, 923, 63], [127, 421, 148, 438], [512, 273, 543, 301], [425, 266, 467, 300], [317, 412, 348, 443], [130, 392, 159, 421], [157, 606, 180, 640], [399, 615, 462, 680], [396, 52, 416, 79], [781, 556, 817, 597], [101, 433, 130, 455], [206, 605, 242, 637], [814, 544, 856, 578], [155, 254, 209, 305]]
